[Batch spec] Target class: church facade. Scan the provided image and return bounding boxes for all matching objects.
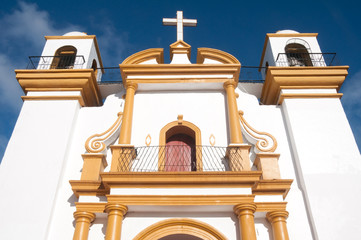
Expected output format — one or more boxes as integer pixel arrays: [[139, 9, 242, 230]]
[[0, 12, 360, 240]]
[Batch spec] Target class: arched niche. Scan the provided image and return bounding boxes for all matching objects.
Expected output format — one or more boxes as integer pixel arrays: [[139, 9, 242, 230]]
[[159, 119, 202, 171], [133, 218, 228, 240], [51, 45, 77, 69]]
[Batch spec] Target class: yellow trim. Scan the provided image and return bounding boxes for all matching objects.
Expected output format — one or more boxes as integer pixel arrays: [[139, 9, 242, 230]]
[[16, 69, 102, 107], [234, 203, 257, 240], [45, 35, 104, 71], [105, 204, 128, 240], [21, 95, 85, 106], [133, 218, 228, 240], [101, 171, 262, 188], [75, 202, 107, 213], [118, 83, 137, 144], [119, 64, 240, 87], [252, 179, 293, 199], [197, 48, 240, 64], [73, 211, 96, 240], [80, 154, 108, 181], [259, 33, 318, 69], [107, 194, 255, 206], [85, 112, 123, 153], [159, 119, 202, 171], [239, 111, 277, 152], [261, 66, 348, 105], [170, 40, 191, 60], [278, 93, 343, 104], [69, 180, 109, 197], [266, 211, 290, 240], [255, 202, 287, 212], [224, 81, 243, 144], [122, 48, 164, 64]]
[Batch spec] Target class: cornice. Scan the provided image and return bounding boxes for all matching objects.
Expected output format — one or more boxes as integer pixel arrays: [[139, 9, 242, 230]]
[[15, 69, 102, 107], [260, 66, 349, 105]]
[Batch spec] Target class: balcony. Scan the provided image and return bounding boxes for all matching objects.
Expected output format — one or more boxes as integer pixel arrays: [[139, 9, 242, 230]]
[[275, 52, 337, 67], [115, 145, 248, 172], [27, 55, 86, 70]]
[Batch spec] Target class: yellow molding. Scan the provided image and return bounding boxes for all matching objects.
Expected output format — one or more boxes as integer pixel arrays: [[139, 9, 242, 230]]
[[259, 33, 319, 68], [122, 48, 164, 64], [280, 85, 339, 89], [252, 179, 293, 199], [170, 40, 191, 60], [44, 35, 104, 71], [100, 171, 262, 188], [16, 69, 102, 107], [133, 218, 228, 240], [69, 180, 109, 197], [24, 87, 84, 92], [107, 194, 255, 206], [278, 93, 343, 104], [197, 48, 240, 64], [255, 202, 287, 212], [119, 64, 240, 87], [21, 95, 85, 106], [75, 202, 106, 213], [261, 66, 348, 105]]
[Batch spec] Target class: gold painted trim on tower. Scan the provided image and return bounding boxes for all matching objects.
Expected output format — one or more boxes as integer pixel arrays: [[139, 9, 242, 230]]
[[197, 48, 240, 64], [252, 179, 293, 199], [21, 95, 85, 106], [261, 66, 348, 105], [16, 69, 102, 106], [278, 93, 343, 104]]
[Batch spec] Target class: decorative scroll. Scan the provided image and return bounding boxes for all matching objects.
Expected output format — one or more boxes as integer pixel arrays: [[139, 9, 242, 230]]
[[85, 112, 123, 153], [238, 110, 277, 152]]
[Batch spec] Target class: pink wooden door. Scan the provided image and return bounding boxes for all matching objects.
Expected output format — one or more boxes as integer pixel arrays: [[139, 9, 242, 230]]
[[165, 134, 195, 172]]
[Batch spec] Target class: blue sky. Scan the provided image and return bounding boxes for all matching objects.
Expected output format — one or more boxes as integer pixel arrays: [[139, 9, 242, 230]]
[[0, 0, 360, 161]]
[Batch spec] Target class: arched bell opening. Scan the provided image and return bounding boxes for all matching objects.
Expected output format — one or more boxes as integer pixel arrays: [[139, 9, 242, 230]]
[[285, 43, 312, 66], [51, 45, 77, 69]]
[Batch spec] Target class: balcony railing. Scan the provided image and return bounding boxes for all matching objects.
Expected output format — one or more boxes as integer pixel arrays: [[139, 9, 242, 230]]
[[117, 145, 247, 172], [27, 55, 86, 70], [275, 53, 337, 67]]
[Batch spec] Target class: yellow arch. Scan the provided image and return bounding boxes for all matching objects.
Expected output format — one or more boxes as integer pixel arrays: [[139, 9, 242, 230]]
[[159, 119, 202, 171], [196, 48, 240, 64], [133, 218, 228, 240], [122, 48, 164, 64]]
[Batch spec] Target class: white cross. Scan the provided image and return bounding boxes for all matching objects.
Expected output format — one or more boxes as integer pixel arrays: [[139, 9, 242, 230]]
[[163, 11, 197, 41]]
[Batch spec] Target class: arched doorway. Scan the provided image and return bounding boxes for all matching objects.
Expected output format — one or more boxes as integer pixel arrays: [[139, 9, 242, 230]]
[[51, 45, 77, 69], [133, 218, 228, 240], [159, 120, 202, 171]]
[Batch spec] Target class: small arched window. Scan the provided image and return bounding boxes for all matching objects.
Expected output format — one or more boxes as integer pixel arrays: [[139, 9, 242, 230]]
[[285, 43, 312, 67], [51, 46, 77, 69]]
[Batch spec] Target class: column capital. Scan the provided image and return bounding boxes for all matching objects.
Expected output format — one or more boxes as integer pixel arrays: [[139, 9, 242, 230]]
[[223, 80, 237, 90], [234, 203, 257, 216], [73, 211, 96, 222], [266, 210, 289, 223], [125, 82, 138, 91], [105, 203, 128, 216]]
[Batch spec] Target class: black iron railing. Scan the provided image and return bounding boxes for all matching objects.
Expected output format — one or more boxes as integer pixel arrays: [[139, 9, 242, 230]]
[[117, 145, 247, 172], [275, 53, 337, 67], [27, 55, 86, 69]]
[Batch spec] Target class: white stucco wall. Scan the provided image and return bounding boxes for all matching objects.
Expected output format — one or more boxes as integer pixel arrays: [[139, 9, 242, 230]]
[[282, 97, 361, 240], [0, 99, 80, 240]]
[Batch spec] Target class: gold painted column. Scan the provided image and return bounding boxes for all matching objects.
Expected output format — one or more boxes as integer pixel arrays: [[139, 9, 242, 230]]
[[73, 211, 95, 240], [118, 82, 138, 144], [234, 203, 257, 240], [224, 80, 243, 144], [267, 211, 290, 240], [105, 204, 128, 240]]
